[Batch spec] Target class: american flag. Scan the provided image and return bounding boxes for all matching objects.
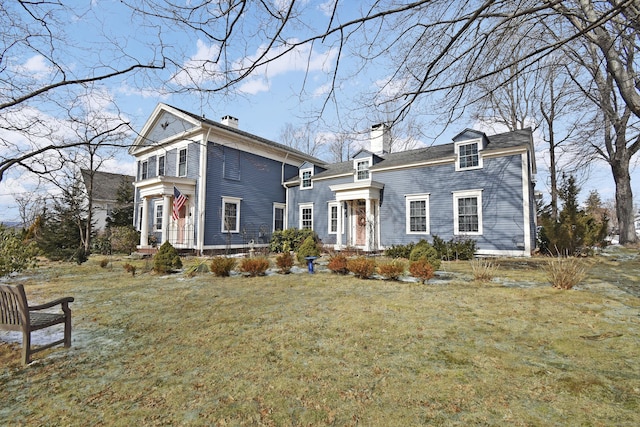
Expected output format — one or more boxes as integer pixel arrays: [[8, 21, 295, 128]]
[[172, 186, 187, 220]]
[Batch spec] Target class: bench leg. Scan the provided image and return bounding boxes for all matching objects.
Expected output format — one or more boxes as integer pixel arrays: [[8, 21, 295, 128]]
[[64, 313, 72, 348], [22, 330, 31, 365]]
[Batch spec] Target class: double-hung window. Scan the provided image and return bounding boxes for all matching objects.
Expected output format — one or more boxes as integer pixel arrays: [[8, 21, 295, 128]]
[[273, 203, 285, 232], [300, 169, 313, 189], [355, 159, 370, 181], [405, 194, 430, 234], [299, 204, 313, 230], [456, 140, 482, 170], [157, 155, 165, 176], [154, 204, 163, 231], [140, 160, 148, 180], [221, 197, 241, 233], [178, 148, 187, 177], [453, 190, 483, 235], [328, 202, 339, 234]]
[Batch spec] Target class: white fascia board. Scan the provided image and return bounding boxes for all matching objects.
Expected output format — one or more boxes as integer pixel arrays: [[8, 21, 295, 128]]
[[370, 157, 455, 173]]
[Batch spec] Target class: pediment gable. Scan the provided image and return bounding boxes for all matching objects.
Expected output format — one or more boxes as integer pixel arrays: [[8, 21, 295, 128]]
[[129, 104, 201, 156]]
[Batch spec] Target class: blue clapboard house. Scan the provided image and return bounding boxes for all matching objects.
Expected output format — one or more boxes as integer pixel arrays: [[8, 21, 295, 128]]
[[130, 103, 537, 256]]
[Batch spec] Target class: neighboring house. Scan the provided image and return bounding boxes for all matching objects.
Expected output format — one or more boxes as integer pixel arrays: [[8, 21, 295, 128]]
[[128, 103, 319, 251], [285, 125, 537, 257], [80, 169, 135, 232], [130, 103, 537, 256]]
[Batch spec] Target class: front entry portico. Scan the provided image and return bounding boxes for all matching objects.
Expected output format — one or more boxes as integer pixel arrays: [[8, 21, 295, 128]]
[[329, 181, 384, 252]]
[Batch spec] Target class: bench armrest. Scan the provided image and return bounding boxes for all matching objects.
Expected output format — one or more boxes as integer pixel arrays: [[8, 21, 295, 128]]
[[29, 297, 74, 311]]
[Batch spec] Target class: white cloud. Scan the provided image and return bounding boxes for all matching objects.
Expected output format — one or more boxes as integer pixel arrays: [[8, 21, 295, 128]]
[[171, 40, 223, 87], [318, 1, 337, 16], [15, 55, 53, 80]]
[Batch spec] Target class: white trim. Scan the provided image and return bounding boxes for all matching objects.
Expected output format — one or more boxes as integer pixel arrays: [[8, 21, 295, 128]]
[[453, 189, 483, 235], [328, 201, 340, 234], [299, 203, 314, 230], [153, 201, 163, 232], [455, 139, 483, 171], [273, 202, 286, 232], [221, 196, 242, 233], [405, 193, 430, 235], [177, 146, 188, 177], [521, 152, 532, 254], [354, 158, 371, 181], [300, 168, 313, 190]]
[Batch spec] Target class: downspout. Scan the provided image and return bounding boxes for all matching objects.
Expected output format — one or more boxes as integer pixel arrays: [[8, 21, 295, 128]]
[[281, 153, 290, 229], [197, 127, 211, 255]]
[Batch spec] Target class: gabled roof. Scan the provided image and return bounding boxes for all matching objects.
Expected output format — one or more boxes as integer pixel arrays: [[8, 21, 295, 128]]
[[285, 127, 534, 183], [130, 103, 325, 166], [80, 170, 134, 202]]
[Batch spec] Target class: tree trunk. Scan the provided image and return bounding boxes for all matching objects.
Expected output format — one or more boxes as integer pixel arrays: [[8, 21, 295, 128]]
[[611, 156, 637, 245]]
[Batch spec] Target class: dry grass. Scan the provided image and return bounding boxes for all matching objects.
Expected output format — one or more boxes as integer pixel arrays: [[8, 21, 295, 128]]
[[470, 258, 499, 282], [1, 251, 639, 426]]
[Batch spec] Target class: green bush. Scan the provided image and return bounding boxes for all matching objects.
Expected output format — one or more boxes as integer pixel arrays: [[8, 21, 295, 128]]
[[409, 258, 435, 284], [210, 256, 237, 277], [239, 257, 270, 277], [153, 241, 182, 273], [346, 256, 376, 279], [0, 226, 39, 277], [432, 235, 476, 261], [74, 246, 88, 265], [296, 235, 321, 264], [409, 240, 441, 270], [384, 242, 415, 259], [275, 252, 295, 274], [270, 228, 318, 253], [377, 259, 406, 280], [327, 254, 349, 275]]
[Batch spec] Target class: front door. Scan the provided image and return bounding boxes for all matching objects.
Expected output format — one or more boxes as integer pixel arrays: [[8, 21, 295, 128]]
[[355, 200, 366, 246], [176, 204, 187, 245]]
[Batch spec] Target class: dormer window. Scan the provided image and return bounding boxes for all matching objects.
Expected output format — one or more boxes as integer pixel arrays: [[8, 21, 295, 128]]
[[301, 169, 313, 189], [355, 159, 370, 181], [455, 139, 482, 171]]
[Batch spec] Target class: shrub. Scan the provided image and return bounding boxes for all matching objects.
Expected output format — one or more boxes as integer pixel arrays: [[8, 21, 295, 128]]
[[123, 263, 136, 276], [347, 256, 376, 279], [0, 225, 38, 277], [110, 226, 140, 254], [239, 257, 270, 277], [409, 258, 435, 284], [99, 258, 110, 268], [470, 258, 498, 282], [185, 260, 210, 277], [296, 235, 321, 264], [92, 235, 112, 255], [275, 252, 295, 274], [153, 241, 182, 273], [545, 257, 587, 289], [74, 246, 88, 265], [327, 254, 349, 275], [377, 259, 406, 280], [270, 228, 318, 253], [210, 256, 237, 277], [384, 242, 415, 259], [409, 240, 441, 270], [433, 235, 476, 261]]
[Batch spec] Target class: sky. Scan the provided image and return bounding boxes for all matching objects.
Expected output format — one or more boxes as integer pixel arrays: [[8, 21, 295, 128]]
[[0, 0, 638, 224]]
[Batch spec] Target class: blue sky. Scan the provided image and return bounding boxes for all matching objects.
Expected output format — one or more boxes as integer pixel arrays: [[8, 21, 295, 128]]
[[0, 1, 637, 224]]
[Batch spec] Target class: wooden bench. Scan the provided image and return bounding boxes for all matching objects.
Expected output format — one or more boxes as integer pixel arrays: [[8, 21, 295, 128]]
[[0, 283, 74, 364]]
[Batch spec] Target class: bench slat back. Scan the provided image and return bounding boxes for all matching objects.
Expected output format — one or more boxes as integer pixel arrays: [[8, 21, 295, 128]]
[[0, 284, 29, 327]]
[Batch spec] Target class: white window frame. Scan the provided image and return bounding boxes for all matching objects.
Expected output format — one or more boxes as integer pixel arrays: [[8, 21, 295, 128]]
[[405, 193, 430, 235], [455, 139, 483, 171], [300, 168, 313, 189], [299, 203, 313, 230], [154, 202, 163, 232], [157, 154, 165, 176], [453, 189, 483, 235], [328, 201, 340, 234], [177, 147, 188, 177], [221, 196, 242, 233], [140, 160, 148, 180], [354, 159, 371, 181], [273, 203, 285, 232]]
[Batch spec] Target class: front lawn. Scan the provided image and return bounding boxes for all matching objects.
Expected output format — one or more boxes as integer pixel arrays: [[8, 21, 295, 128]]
[[1, 250, 639, 426]]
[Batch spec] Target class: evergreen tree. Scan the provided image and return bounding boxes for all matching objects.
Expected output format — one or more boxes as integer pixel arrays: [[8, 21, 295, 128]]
[[37, 175, 90, 262], [106, 178, 135, 228]]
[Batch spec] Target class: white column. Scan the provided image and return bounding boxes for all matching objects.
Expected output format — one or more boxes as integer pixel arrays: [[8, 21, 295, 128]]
[[140, 197, 149, 247], [162, 194, 172, 244], [365, 198, 373, 251], [335, 201, 343, 250]]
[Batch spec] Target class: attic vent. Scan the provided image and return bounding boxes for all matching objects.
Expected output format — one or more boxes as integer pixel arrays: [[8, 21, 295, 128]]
[[221, 115, 239, 129]]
